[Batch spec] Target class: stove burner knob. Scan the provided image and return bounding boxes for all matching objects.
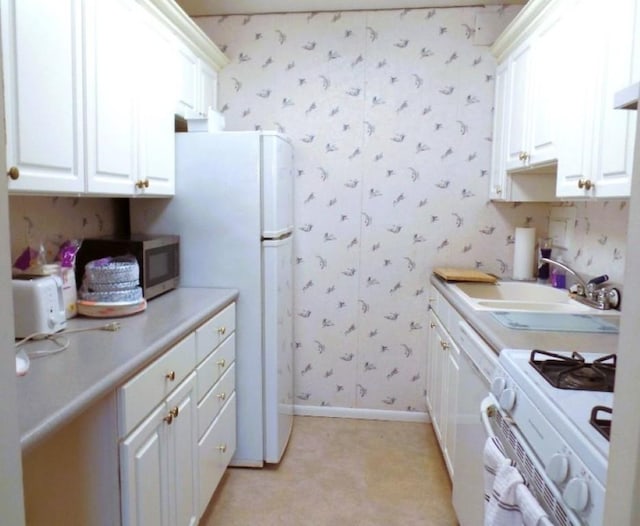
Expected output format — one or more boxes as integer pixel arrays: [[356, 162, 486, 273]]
[[491, 377, 507, 398], [499, 388, 516, 411], [546, 453, 569, 483], [563, 477, 590, 512]]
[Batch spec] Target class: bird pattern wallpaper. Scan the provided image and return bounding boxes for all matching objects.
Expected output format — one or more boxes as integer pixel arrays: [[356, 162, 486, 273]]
[[196, 7, 629, 414], [5, 7, 629, 417]]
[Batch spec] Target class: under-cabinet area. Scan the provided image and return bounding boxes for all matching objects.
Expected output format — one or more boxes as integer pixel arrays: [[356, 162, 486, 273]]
[[18, 289, 237, 526]]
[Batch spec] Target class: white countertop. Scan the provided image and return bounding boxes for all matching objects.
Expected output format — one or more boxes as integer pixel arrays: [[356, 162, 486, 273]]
[[430, 275, 619, 355], [16, 287, 238, 450]]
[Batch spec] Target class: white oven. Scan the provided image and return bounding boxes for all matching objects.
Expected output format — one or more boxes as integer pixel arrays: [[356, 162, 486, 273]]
[[483, 349, 613, 526]]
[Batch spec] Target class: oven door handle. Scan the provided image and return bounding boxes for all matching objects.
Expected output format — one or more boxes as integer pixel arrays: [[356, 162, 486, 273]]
[[481, 396, 497, 439]]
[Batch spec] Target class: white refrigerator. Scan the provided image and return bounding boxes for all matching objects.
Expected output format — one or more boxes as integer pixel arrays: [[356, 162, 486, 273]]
[[130, 131, 294, 466]]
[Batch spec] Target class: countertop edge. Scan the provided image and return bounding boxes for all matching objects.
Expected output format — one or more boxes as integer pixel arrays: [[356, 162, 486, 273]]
[[19, 287, 239, 450]]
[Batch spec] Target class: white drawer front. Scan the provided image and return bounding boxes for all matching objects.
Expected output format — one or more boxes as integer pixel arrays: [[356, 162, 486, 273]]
[[197, 363, 235, 439], [198, 392, 236, 516], [118, 333, 196, 437], [195, 303, 236, 364], [196, 333, 235, 402]]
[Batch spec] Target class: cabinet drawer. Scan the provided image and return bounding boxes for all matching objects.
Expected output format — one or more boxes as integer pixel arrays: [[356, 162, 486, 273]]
[[118, 333, 196, 437], [198, 392, 236, 517], [196, 333, 235, 402], [197, 363, 235, 439], [196, 303, 236, 364]]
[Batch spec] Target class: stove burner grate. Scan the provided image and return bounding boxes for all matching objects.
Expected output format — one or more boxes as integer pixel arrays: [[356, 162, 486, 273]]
[[590, 405, 613, 441], [529, 350, 616, 392]]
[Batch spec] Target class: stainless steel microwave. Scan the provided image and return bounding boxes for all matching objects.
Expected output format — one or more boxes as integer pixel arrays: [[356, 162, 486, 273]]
[[76, 234, 179, 300]]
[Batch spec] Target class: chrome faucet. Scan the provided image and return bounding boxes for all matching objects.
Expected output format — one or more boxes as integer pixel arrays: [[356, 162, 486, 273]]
[[539, 257, 620, 310]]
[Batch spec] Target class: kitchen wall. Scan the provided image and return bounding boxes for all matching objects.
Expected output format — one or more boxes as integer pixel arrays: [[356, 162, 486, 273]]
[[5, 5, 629, 415], [8, 196, 127, 265], [196, 6, 551, 414]]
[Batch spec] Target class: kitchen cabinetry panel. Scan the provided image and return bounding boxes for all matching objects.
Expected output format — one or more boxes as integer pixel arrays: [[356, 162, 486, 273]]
[[426, 304, 459, 478], [84, 0, 138, 195], [136, 5, 176, 196], [119, 333, 196, 437], [1, 0, 85, 193], [556, 0, 639, 198], [197, 392, 236, 517], [195, 302, 236, 363]]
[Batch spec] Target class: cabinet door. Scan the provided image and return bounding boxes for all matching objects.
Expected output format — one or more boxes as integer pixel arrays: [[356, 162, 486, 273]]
[[591, 0, 638, 198], [489, 62, 510, 200], [198, 392, 236, 516], [199, 61, 218, 117], [442, 340, 460, 477], [120, 403, 169, 526], [504, 41, 532, 172], [135, 3, 176, 196], [428, 312, 445, 442], [176, 44, 199, 119], [2, 0, 85, 193], [166, 373, 198, 526], [84, 0, 138, 195]]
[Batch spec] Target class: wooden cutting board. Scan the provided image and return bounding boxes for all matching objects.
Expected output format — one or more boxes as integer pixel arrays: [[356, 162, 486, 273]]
[[433, 267, 497, 283]]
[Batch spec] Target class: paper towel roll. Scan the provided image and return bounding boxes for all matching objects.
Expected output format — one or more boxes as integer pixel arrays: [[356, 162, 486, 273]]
[[512, 227, 536, 280]]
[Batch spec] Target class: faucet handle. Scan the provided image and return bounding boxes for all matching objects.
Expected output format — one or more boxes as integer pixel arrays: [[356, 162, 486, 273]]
[[587, 274, 609, 287]]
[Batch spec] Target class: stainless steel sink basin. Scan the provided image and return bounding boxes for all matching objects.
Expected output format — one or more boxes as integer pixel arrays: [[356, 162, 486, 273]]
[[450, 281, 620, 316]]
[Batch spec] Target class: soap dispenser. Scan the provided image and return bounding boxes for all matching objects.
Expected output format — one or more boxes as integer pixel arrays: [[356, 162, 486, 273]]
[[550, 258, 566, 289]]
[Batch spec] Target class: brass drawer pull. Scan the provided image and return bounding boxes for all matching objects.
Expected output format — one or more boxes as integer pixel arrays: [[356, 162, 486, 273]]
[[217, 326, 226, 336], [217, 444, 227, 453], [217, 392, 227, 401], [165, 371, 176, 381], [216, 359, 226, 368], [7, 166, 19, 180]]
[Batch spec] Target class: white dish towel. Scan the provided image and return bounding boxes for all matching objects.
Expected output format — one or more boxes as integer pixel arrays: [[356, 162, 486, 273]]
[[483, 437, 554, 526], [515, 484, 553, 526]]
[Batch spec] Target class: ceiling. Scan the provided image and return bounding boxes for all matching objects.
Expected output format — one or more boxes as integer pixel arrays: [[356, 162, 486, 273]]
[[175, 0, 526, 16]]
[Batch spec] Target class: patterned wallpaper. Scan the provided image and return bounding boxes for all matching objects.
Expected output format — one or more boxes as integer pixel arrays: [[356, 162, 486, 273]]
[[9, 197, 127, 265], [5, 7, 629, 416]]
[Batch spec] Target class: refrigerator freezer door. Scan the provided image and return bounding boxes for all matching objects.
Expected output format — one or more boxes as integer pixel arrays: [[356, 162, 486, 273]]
[[262, 235, 294, 463], [261, 132, 293, 239]]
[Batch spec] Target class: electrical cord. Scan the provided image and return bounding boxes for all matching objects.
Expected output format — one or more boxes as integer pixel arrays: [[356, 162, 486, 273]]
[[15, 321, 121, 359]]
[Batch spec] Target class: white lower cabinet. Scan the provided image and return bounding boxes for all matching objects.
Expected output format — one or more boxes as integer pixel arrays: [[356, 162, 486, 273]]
[[118, 302, 236, 526], [120, 372, 197, 526], [426, 297, 460, 478]]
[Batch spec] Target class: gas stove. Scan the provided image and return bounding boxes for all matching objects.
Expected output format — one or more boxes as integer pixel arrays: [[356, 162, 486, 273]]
[[491, 348, 614, 526]]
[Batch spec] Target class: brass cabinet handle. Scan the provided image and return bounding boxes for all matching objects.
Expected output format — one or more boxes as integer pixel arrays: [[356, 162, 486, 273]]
[[440, 340, 450, 351], [217, 326, 226, 336], [169, 406, 179, 418], [494, 185, 502, 195], [165, 371, 176, 381], [217, 444, 227, 453], [429, 322, 436, 329], [163, 414, 173, 425], [216, 359, 226, 367], [217, 392, 227, 401], [518, 151, 530, 162], [7, 166, 19, 180], [578, 179, 594, 190], [135, 179, 150, 189]]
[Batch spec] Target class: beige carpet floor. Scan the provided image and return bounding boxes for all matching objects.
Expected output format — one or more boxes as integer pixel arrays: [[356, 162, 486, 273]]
[[200, 416, 458, 526]]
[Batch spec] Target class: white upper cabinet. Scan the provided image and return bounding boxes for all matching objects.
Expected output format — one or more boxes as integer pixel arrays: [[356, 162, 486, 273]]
[[135, 4, 177, 196], [1, 0, 228, 197], [175, 43, 219, 120], [84, 0, 138, 195], [556, 0, 639, 198], [491, 0, 639, 201], [1, 0, 85, 193]]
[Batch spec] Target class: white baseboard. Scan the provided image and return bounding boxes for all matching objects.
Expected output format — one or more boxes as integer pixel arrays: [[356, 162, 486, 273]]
[[293, 404, 430, 423]]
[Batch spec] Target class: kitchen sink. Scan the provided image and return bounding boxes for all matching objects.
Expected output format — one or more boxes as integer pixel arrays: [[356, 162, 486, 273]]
[[450, 281, 620, 316]]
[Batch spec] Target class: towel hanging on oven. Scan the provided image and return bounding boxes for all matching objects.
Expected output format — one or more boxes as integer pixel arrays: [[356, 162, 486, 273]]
[[483, 437, 553, 526]]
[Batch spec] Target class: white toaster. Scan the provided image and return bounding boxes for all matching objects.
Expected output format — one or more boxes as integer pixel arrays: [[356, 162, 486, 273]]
[[12, 275, 67, 338]]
